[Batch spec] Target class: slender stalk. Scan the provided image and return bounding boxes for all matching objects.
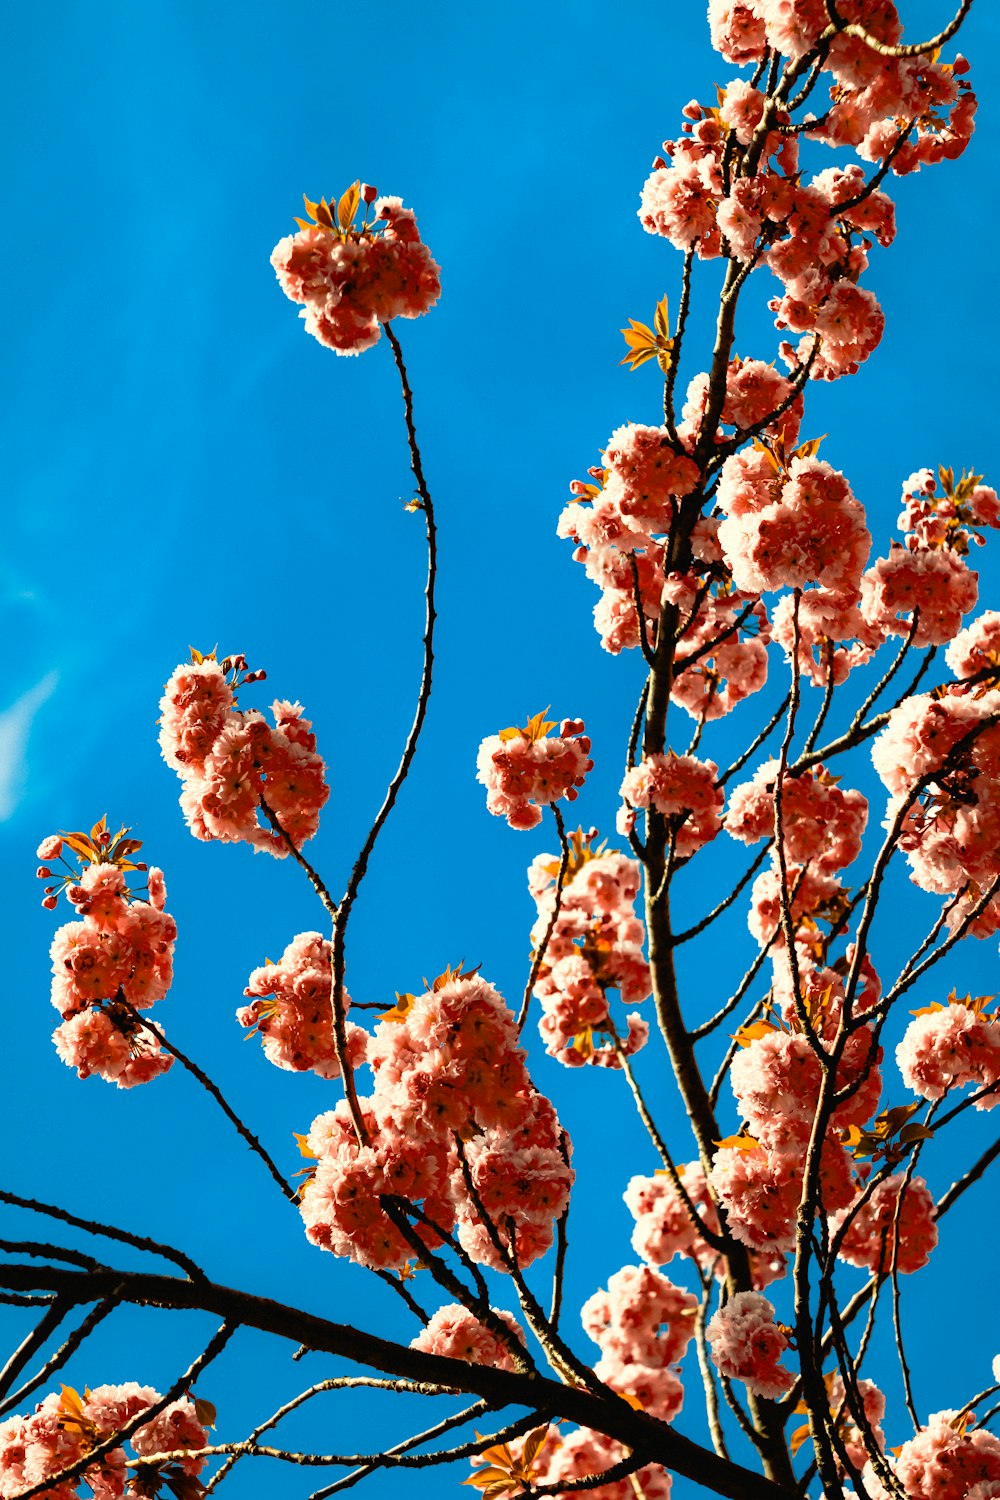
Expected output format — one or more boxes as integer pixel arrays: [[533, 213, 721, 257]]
[[330, 323, 439, 1144]]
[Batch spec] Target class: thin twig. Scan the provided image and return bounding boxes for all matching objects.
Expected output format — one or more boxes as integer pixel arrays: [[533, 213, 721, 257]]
[[0, 1190, 204, 1283], [519, 804, 571, 1031], [124, 1003, 296, 1204], [331, 322, 439, 1145]]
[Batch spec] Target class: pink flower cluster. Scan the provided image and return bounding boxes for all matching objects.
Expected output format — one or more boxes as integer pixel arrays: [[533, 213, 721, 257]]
[[726, 759, 867, 871], [705, 1290, 794, 1399], [43, 841, 175, 1088], [711, 967, 882, 1251], [899, 467, 1000, 555], [740, 762, 869, 984], [0, 1384, 208, 1500], [872, 683, 1000, 909], [619, 754, 724, 855], [558, 393, 778, 708], [527, 839, 650, 1066], [238, 931, 369, 1079], [897, 995, 1000, 1109], [862, 1409, 1000, 1500], [159, 654, 329, 856], [859, 468, 997, 648], [581, 1265, 698, 1424], [861, 543, 979, 649], [477, 714, 593, 829], [625, 1166, 719, 1269], [947, 610, 1000, 684], [831, 1172, 938, 1275], [409, 1304, 525, 1371], [271, 185, 440, 354], [771, 584, 885, 687], [625, 1166, 786, 1289], [717, 445, 871, 597], [299, 971, 573, 1272], [652, 7, 975, 382]]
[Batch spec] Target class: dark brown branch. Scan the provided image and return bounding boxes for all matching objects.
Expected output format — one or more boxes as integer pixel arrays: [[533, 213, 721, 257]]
[[0, 1295, 122, 1419], [331, 322, 439, 1145], [719, 692, 790, 787], [258, 794, 339, 921], [0, 1262, 801, 1500]]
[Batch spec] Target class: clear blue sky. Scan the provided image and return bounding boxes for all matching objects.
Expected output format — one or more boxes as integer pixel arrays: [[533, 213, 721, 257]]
[[3, 3, 1000, 1496]]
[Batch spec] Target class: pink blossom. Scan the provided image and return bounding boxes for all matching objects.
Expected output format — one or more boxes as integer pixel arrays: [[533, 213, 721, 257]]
[[831, 1173, 937, 1274], [477, 717, 593, 829], [861, 544, 979, 647], [410, 1304, 525, 1370], [706, 1291, 794, 1399], [862, 1409, 1000, 1500], [896, 997, 1000, 1107], [620, 754, 724, 855], [271, 193, 440, 355], [625, 1164, 721, 1272], [708, 0, 768, 63], [239, 931, 369, 1079], [521, 1424, 673, 1499], [581, 1265, 698, 1370], [946, 611, 1000, 682], [726, 760, 867, 872], [772, 586, 885, 686]]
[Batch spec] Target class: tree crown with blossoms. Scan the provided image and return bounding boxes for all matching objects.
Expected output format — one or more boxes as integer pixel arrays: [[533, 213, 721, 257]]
[[7, 2, 1000, 1499]]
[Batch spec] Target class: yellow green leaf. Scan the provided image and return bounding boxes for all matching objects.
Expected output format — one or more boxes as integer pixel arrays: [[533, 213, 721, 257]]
[[338, 181, 361, 231]]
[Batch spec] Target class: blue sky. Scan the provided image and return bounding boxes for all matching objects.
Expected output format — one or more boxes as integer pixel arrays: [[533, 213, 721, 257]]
[[4, 2, 1000, 1496]]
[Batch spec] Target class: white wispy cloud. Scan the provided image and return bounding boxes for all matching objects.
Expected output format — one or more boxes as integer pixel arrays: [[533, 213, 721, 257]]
[[0, 671, 59, 820]]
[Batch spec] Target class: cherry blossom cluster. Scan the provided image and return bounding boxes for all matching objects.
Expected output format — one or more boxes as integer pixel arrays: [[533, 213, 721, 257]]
[[558, 399, 775, 703], [625, 1165, 788, 1290], [159, 652, 329, 856], [806, 1372, 887, 1477], [39, 824, 175, 1088], [477, 711, 592, 829], [0, 1383, 208, 1500], [771, 583, 885, 687], [716, 442, 871, 597], [856, 466, 999, 651], [705, 1290, 794, 1399], [409, 1304, 525, 1371], [726, 758, 867, 871], [830, 1171, 938, 1275], [271, 183, 440, 354], [900, 466, 1000, 555], [710, 971, 883, 1252], [872, 678, 1000, 921], [737, 758, 869, 994], [298, 969, 572, 1271], [625, 1165, 720, 1274], [527, 834, 650, 1066], [647, 4, 975, 381], [237, 931, 369, 1079], [618, 753, 724, 854], [897, 992, 1000, 1108], [581, 1265, 697, 1424], [861, 1408, 1000, 1500]]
